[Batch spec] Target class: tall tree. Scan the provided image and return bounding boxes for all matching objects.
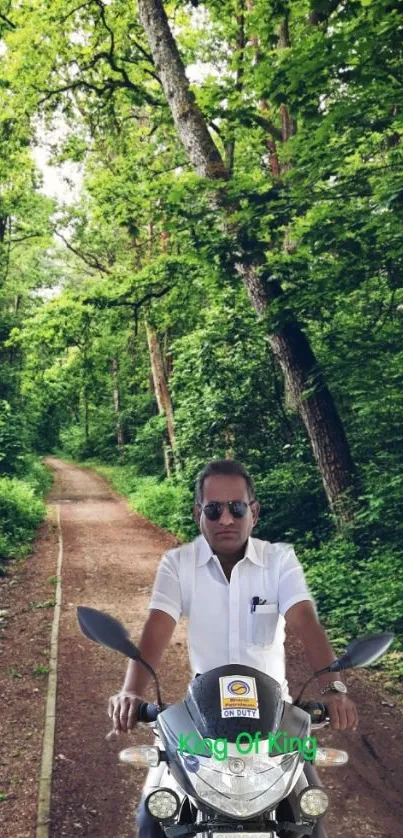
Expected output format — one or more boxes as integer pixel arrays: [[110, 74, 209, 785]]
[[136, 0, 359, 523]]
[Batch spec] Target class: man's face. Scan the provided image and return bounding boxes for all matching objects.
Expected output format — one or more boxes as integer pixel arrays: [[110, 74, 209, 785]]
[[193, 474, 260, 558]]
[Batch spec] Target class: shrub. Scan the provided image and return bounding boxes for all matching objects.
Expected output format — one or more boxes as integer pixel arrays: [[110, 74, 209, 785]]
[[18, 456, 53, 496], [59, 425, 89, 460], [0, 400, 29, 476], [121, 415, 166, 476], [298, 535, 403, 656], [128, 476, 196, 541], [0, 477, 45, 565]]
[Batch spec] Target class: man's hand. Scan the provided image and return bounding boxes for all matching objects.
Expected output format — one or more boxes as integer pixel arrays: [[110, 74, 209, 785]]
[[324, 694, 358, 731], [108, 691, 142, 734]]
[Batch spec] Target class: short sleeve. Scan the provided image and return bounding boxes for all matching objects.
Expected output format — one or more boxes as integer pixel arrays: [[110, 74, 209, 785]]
[[277, 543, 317, 617], [148, 550, 182, 623]]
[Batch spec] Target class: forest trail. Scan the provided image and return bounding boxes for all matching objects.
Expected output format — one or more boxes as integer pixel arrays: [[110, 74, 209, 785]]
[[1, 458, 402, 837]]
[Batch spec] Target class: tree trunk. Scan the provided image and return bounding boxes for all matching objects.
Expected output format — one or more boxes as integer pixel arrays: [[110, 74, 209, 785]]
[[137, 1, 227, 180], [82, 323, 90, 449], [269, 325, 358, 519], [145, 320, 178, 477], [84, 393, 89, 447], [111, 358, 125, 450], [138, 0, 358, 524], [224, 3, 246, 174]]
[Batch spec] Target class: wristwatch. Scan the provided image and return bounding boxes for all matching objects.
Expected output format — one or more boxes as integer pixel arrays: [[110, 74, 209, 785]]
[[320, 680, 348, 696]]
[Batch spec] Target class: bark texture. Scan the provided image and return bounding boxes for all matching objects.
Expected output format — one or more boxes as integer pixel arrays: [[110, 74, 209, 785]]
[[268, 324, 357, 518], [138, 0, 228, 180]]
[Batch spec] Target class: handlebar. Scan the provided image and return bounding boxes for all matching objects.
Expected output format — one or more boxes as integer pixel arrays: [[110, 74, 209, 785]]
[[136, 701, 162, 723], [106, 698, 329, 739], [134, 699, 329, 725]]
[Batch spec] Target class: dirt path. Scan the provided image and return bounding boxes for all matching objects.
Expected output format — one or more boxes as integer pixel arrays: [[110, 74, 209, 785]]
[[1, 458, 403, 837]]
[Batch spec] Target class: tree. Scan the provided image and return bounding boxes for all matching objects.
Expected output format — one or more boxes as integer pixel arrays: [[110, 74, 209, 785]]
[[135, 0, 361, 524]]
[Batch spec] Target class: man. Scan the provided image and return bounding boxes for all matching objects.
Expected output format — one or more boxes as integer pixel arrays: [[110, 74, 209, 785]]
[[108, 459, 358, 836]]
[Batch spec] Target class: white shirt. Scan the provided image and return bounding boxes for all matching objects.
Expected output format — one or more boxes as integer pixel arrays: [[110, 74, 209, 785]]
[[148, 535, 315, 701]]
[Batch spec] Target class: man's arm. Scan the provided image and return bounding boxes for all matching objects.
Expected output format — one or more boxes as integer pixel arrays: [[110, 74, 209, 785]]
[[109, 608, 176, 732], [285, 600, 358, 731]]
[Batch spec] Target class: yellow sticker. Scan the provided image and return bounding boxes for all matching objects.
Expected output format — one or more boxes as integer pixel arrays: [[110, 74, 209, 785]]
[[219, 676, 260, 718]]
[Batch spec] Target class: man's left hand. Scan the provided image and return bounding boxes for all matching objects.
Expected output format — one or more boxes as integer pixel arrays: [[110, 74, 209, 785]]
[[324, 694, 358, 731]]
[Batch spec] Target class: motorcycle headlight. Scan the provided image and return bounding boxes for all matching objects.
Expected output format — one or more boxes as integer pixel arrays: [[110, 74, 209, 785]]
[[180, 743, 304, 819], [146, 788, 180, 821], [299, 787, 329, 818]]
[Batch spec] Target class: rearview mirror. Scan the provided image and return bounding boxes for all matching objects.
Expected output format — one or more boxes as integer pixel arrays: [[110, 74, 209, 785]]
[[295, 630, 394, 705], [77, 606, 141, 661], [329, 632, 394, 672]]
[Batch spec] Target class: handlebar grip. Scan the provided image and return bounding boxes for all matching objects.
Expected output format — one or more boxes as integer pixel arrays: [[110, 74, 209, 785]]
[[136, 701, 160, 723], [297, 700, 328, 723]]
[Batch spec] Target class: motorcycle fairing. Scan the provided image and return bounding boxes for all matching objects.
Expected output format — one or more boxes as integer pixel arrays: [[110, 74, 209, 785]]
[[156, 665, 312, 807]]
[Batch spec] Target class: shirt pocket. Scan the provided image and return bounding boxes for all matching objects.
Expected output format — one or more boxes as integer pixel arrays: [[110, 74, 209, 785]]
[[247, 603, 279, 648]]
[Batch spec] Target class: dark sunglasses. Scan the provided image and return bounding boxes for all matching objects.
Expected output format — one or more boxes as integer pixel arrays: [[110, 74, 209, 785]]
[[198, 500, 253, 521]]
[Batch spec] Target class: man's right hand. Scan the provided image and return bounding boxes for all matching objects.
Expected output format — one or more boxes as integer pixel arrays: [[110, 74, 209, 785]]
[[108, 691, 141, 734]]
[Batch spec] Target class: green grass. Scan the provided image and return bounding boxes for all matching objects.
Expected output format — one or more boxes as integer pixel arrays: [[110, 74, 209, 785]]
[[32, 664, 49, 677]]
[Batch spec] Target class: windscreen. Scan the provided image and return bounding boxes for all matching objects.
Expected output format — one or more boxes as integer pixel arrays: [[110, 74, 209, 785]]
[[184, 664, 284, 741]]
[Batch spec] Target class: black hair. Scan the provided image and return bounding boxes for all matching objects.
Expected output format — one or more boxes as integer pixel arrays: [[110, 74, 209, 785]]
[[194, 459, 256, 504]]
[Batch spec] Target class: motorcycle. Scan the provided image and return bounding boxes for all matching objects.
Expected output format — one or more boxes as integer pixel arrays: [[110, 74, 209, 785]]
[[77, 606, 393, 838]]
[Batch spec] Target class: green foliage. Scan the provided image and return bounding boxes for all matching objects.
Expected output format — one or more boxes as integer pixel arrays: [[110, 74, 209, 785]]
[[0, 401, 29, 476], [0, 476, 45, 565], [7, 667, 22, 680], [252, 460, 329, 544], [300, 536, 403, 660], [59, 425, 89, 461], [32, 664, 50, 677], [20, 456, 53, 496], [121, 415, 167, 476], [128, 476, 196, 541]]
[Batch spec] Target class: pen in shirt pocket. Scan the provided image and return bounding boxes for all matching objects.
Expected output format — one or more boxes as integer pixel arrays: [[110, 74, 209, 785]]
[[251, 596, 267, 613]]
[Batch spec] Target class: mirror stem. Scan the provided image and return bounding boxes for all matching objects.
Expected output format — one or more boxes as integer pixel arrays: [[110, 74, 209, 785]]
[[294, 665, 332, 704], [137, 657, 163, 708]]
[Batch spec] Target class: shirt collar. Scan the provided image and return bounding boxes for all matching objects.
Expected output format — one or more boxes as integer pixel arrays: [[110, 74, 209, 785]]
[[196, 534, 263, 566]]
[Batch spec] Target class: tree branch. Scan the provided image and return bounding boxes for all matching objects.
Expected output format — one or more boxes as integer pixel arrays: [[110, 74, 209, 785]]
[[126, 35, 155, 67], [36, 72, 161, 108], [213, 106, 283, 143], [54, 230, 112, 274], [84, 284, 172, 312], [0, 217, 12, 284], [93, 0, 115, 59], [10, 232, 46, 244], [58, 1, 93, 24], [0, 13, 16, 30]]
